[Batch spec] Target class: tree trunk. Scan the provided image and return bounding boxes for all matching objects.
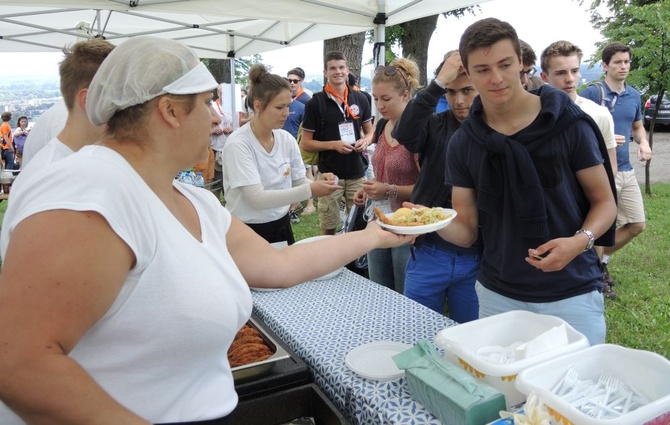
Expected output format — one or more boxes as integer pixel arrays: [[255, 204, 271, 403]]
[[203, 58, 232, 84], [647, 115, 654, 195], [324, 32, 366, 86], [400, 15, 439, 86]]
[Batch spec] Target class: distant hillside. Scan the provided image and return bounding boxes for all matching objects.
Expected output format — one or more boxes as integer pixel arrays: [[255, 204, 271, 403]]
[[580, 64, 603, 86]]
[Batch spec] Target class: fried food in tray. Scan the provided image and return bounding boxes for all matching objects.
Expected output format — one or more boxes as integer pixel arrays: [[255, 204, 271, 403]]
[[228, 324, 274, 368], [374, 206, 452, 227]]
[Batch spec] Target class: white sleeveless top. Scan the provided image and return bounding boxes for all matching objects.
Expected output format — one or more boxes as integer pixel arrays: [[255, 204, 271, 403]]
[[0, 145, 252, 424]]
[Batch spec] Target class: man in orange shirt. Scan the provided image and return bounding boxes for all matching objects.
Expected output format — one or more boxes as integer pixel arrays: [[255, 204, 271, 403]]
[[0, 112, 15, 170]]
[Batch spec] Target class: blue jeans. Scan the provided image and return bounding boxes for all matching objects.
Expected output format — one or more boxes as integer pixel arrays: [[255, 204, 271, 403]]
[[367, 244, 410, 294], [475, 281, 606, 345], [2, 150, 14, 171], [404, 243, 481, 323]]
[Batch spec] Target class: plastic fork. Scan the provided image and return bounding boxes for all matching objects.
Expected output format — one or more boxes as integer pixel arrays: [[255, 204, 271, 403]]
[[552, 367, 579, 396], [563, 379, 596, 403], [597, 373, 623, 419]]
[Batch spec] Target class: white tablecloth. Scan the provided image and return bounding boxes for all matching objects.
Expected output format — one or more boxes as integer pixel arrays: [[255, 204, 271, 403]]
[[251, 269, 458, 424]]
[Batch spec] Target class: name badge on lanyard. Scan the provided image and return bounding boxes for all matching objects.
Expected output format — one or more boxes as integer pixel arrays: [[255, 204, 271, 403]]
[[338, 121, 356, 145]]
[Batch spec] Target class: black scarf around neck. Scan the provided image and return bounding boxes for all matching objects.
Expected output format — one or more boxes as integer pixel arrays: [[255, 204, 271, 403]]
[[460, 85, 616, 243]]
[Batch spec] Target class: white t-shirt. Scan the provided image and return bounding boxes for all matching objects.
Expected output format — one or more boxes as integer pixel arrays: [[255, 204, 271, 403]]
[[8, 137, 74, 203], [576, 96, 617, 150], [21, 100, 68, 167], [211, 100, 233, 152], [0, 146, 252, 424], [223, 123, 307, 223]]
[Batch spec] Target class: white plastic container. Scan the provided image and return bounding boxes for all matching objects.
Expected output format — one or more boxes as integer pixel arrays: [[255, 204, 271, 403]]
[[434, 310, 589, 409], [515, 344, 670, 425]]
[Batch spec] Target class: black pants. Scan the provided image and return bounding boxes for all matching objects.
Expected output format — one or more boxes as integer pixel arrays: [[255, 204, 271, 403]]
[[246, 213, 295, 245], [156, 411, 234, 425]]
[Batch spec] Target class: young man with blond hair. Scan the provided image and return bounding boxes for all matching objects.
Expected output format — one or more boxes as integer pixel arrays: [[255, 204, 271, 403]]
[[540, 40, 619, 298], [13, 39, 114, 182]]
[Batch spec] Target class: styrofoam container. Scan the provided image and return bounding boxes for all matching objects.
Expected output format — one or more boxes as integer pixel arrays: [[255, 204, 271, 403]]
[[434, 310, 589, 409], [516, 344, 670, 425]]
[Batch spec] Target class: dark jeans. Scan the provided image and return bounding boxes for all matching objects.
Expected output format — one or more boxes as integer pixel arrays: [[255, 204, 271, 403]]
[[2, 149, 14, 170]]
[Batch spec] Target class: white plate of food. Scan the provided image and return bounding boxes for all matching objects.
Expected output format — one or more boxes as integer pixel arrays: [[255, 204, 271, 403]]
[[293, 235, 344, 280], [345, 340, 412, 381], [375, 207, 457, 235]]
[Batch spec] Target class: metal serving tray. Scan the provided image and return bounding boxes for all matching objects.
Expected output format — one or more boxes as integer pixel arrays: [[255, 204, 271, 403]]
[[231, 316, 291, 383]]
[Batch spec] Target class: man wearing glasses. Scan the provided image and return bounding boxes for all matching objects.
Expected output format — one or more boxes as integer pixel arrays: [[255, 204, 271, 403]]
[[581, 42, 652, 290], [287, 67, 318, 218], [287, 67, 311, 105], [520, 40, 543, 90]]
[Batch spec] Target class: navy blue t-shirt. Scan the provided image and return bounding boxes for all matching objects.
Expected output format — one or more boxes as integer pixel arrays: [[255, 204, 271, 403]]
[[446, 89, 605, 302]]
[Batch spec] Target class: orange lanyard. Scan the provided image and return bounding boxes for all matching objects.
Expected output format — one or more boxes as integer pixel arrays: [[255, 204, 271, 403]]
[[324, 83, 359, 120], [214, 99, 225, 115], [294, 87, 305, 101]]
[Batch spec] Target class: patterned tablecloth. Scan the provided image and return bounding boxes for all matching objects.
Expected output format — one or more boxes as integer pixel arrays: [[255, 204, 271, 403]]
[[251, 269, 458, 425]]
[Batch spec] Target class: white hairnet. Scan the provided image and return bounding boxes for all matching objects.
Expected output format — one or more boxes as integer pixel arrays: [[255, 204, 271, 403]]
[[87, 36, 218, 125]]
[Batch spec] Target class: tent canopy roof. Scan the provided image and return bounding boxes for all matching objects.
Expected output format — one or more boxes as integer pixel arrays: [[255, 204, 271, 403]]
[[0, 0, 485, 58]]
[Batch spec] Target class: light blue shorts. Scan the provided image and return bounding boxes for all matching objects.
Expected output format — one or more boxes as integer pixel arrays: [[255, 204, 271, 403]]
[[475, 281, 606, 345]]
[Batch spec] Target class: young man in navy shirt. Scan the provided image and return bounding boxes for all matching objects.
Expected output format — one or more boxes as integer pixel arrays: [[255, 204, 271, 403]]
[[437, 18, 617, 344]]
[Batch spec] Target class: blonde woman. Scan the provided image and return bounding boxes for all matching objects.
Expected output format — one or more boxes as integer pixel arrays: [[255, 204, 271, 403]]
[[354, 58, 421, 293]]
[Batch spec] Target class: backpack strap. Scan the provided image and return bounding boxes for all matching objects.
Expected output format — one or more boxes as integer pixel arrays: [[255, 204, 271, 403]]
[[588, 81, 610, 110], [373, 118, 387, 143], [310, 91, 329, 141]]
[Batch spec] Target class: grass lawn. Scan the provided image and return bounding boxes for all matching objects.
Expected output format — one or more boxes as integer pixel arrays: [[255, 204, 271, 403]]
[[1, 184, 668, 358]]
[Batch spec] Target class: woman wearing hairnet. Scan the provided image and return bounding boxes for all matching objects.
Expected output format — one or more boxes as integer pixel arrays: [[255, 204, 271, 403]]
[[0, 37, 413, 425]]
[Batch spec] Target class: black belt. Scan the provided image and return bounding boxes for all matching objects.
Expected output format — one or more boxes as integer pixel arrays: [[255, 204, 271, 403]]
[[156, 412, 234, 425]]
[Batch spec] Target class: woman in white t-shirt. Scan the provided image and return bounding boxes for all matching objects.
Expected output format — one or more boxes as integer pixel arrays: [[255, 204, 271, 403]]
[[223, 64, 337, 244], [0, 37, 414, 425]]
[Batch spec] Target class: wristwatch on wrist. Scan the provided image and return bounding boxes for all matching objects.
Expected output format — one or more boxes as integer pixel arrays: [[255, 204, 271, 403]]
[[575, 229, 595, 251]]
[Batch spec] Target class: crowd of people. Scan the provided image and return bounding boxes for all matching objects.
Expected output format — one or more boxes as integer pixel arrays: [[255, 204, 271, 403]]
[[0, 15, 651, 424]]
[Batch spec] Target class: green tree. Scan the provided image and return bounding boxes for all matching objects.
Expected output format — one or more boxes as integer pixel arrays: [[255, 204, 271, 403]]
[[587, 0, 670, 194], [324, 8, 480, 90], [324, 32, 367, 86], [202, 54, 267, 88], [370, 7, 479, 85]]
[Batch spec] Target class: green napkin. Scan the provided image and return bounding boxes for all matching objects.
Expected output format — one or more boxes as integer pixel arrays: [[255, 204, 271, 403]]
[[394, 340, 506, 425]]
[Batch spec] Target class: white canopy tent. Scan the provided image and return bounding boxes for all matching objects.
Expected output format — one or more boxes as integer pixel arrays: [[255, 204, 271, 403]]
[[0, 0, 487, 60], [0, 0, 487, 124]]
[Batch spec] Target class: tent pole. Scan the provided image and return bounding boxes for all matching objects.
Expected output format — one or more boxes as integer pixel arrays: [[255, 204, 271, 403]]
[[227, 33, 238, 130], [373, 12, 387, 69], [372, 11, 387, 120]]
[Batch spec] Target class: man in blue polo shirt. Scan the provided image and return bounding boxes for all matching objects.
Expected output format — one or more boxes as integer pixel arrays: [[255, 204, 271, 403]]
[[581, 42, 652, 295]]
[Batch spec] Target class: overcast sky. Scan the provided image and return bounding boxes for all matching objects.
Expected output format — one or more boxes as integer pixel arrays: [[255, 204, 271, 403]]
[[263, 0, 606, 80], [0, 0, 605, 81]]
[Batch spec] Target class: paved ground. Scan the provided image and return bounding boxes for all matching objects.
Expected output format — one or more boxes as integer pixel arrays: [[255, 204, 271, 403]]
[[632, 128, 670, 184]]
